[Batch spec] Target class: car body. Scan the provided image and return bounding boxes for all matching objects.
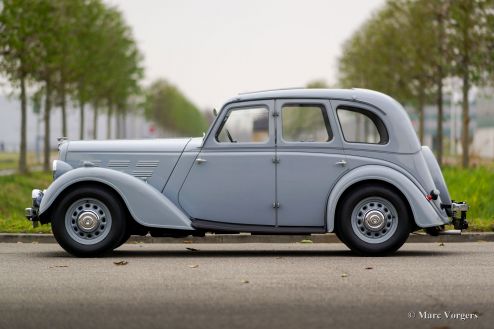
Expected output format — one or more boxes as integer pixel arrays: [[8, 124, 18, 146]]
[[26, 88, 469, 256]]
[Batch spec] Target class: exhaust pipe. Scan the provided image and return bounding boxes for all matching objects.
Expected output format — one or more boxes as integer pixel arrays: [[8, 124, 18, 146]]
[[437, 229, 461, 235]]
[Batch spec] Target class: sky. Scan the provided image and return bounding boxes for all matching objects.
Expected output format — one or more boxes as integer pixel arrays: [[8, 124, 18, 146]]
[[109, 0, 384, 110]]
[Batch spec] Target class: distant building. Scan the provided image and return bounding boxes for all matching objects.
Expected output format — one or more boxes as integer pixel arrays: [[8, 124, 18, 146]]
[[405, 85, 494, 159], [0, 95, 173, 154]]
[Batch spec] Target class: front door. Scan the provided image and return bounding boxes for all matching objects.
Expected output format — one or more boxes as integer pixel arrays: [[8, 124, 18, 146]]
[[275, 99, 348, 227], [179, 100, 276, 226]]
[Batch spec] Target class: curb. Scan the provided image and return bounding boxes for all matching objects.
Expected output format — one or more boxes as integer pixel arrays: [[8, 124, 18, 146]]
[[1, 232, 494, 244]]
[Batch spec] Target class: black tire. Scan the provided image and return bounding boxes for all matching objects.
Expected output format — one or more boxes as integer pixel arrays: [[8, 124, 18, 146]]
[[336, 184, 412, 256], [51, 186, 127, 257], [114, 231, 131, 249]]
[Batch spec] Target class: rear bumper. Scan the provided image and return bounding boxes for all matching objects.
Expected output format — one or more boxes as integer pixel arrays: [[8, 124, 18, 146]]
[[25, 189, 44, 225], [451, 201, 469, 230]]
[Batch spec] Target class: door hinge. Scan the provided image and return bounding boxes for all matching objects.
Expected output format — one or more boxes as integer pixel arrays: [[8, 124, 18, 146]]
[[272, 111, 279, 117], [272, 202, 280, 209], [272, 156, 280, 164]]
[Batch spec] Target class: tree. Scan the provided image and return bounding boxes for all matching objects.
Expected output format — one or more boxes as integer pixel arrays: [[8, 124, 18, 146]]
[[144, 80, 207, 136], [448, 0, 493, 168], [0, 0, 46, 173]]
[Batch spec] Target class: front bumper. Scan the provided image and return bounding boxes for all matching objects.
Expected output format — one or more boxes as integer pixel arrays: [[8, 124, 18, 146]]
[[25, 189, 44, 226]]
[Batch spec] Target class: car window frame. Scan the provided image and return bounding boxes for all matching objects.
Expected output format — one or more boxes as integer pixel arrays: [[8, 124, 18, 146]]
[[275, 99, 342, 149], [203, 99, 275, 149], [330, 100, 390, 148]]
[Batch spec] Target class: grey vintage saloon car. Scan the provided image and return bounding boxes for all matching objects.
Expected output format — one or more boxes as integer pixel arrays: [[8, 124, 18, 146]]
[[26, 89, 468, 256]]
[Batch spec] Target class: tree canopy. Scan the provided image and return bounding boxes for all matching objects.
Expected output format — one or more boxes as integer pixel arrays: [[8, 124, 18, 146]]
[[144, 80, 208, 136], [338, 0, 494, 167]]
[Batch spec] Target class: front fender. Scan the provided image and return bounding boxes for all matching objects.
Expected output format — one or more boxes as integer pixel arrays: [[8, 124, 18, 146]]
[[39, 167, 193, 230], [326, 165, 449, 232]]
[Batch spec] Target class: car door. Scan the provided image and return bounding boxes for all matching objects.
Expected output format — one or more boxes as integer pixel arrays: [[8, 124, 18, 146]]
[[275, 99, 348, 227], [179, 100, 276, 226]]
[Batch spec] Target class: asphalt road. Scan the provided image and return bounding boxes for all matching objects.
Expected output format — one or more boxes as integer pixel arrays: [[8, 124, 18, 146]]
[[0, 242, 493, 329]]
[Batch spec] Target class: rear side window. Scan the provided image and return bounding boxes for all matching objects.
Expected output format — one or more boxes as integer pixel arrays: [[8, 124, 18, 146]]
[[282, 104, 332, 142], [336, 107, 388, 144]]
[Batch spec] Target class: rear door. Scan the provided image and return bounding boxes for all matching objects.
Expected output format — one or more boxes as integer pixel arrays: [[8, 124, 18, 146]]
[[275, 99, 348, 227]]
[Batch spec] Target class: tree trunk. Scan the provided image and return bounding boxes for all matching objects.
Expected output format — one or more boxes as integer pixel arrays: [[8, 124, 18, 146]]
[[116, 110, 121, 139], [435, 8, 445, 167], [79, 101, 85, 140], [461, 73, 470, 168], [61, 87, 67, 137], [122, 111, 127, 139], [418, 86, 425, 144], [107, 103, 113, 139], [43, 79, 52, 172], [461, 3, 471, 169], [93, 105, 98, 139], [18, 72, 28, 174], [436, 73, 443, 167]]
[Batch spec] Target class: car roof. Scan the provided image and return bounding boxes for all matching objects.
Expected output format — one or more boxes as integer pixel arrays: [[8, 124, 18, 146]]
[[225, 88, 395, 106]]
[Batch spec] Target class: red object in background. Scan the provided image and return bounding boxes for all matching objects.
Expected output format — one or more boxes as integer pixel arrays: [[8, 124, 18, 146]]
[[149, 124, 156, 134]]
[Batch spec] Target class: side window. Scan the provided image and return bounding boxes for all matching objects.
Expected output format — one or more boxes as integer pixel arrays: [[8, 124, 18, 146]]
[[216, 107, 269, 143], [281, 104, 332, 142], [336, 106, 388, 144]]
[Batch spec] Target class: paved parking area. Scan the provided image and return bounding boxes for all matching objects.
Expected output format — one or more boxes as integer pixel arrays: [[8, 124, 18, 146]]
[[0, 242, 493, 329]]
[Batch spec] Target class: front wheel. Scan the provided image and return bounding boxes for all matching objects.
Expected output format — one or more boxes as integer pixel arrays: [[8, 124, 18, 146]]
[[51, 186, 127, 257], [336, 184, 412, 255]]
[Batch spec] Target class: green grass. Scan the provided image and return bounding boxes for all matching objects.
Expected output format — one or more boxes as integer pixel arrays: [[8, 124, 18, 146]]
[[0, 166, 493, 233], [0, 172, 52, 233], [443, 166, 494, 231]]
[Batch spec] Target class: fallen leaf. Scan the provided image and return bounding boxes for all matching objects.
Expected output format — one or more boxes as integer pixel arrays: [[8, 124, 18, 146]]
[[241, 279, 249, 284], [186, 247, 199, 252], [341, 273, 348, 278], [113, 261, 128, 266], [183, 240, 193, 244], [49, 265, 68, 268], [439, 242, 445, 247], [365, 266, 373, 270], [299, 239, 313, 244], [31, 241, 39, 244], [188, 264, 199, 268]]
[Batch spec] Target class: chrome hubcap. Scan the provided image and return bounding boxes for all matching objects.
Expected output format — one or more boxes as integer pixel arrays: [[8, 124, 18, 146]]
[[77, 211, 101, 233], [351, 197, 398, 244], [64, 198, 112, 245], [363, 210, 386, 231]]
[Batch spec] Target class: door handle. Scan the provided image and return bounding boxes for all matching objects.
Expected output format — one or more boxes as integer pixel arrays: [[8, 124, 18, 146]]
[[195, 158, 207, 164], [335, 159, 347, 167]]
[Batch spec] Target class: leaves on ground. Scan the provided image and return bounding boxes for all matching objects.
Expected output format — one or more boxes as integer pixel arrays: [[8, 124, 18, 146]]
[[183, 240, 193, 244], [113, 260, 128, 266], [365, 266, 373, 270], [439, 242, 445, 246], [241, 279, 249, 284], [186, 247, 199, 252], [299, 239, 313, 244], [341, 273, 348, 278], [188, 264, 199, 268], [49, 265, 68, 268]]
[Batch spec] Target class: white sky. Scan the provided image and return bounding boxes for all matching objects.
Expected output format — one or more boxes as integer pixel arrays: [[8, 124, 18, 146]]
[[108, 0, 384, 110]]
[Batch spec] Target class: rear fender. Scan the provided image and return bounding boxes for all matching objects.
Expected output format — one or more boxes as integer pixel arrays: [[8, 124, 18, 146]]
[[39, 167, 193, 230], [326, 165, 449, 231]]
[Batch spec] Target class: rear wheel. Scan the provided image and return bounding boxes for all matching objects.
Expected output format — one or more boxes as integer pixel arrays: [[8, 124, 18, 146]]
[[336, 184, 411, 255], [51, 186, 127, 257]]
